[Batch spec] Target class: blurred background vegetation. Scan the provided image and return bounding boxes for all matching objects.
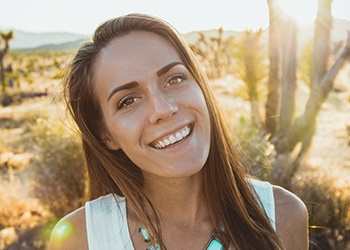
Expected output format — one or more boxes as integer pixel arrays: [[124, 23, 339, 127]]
[[1, 0, 350, 249]]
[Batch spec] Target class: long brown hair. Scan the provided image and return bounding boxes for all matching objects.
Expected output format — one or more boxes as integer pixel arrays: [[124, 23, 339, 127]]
[[63, 13, 284, 249]]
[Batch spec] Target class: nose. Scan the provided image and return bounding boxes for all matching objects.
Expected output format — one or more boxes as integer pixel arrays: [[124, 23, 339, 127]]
[[148, 90, 179, 124]]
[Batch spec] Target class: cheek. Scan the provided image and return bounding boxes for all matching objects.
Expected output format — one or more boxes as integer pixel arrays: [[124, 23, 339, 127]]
[[181, 84, 206, 106], [188, 89, 210, 120], [110, 118, 143, 149], [193, 92, 211, 135]]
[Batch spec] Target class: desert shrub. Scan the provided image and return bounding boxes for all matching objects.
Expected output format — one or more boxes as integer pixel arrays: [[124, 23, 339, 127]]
[[0, 174, 47, 230], [25, 56, 39, 75], [28, 110, 87, 218], [233, 30, 267, 127], [7, 51, 71, 90], [0, 173, 49, 249], [218, 94, 271, 179], [291, 174, 350, 249], [190, 28, 236, 79], [227, 108, 350, 249], [232, 116, 272, 180]]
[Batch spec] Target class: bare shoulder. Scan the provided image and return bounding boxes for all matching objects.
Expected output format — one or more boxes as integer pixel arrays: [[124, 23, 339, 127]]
[[273, 185, 309, 249], [48, 206, 88, 250]]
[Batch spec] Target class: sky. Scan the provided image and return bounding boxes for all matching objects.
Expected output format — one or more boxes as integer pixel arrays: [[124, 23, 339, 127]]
[[1, 0, 350, 35]]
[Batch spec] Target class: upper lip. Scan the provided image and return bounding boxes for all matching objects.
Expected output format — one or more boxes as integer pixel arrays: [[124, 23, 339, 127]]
[[148, 123, 193, 146]]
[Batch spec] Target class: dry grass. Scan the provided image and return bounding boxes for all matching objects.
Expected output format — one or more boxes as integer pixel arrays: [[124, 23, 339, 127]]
[[0, 172, 49, 249], [292, 174, 350, 249], [0, 94, 86, 248], [0, 50, 349, 249]]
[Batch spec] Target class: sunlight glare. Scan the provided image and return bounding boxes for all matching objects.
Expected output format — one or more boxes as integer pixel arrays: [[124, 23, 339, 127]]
[[54, 221, 73, 242], [279, 0, 318, 25]]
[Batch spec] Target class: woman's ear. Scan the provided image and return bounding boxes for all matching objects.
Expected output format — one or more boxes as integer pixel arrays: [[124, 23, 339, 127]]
[[101, 132, 120, 151]]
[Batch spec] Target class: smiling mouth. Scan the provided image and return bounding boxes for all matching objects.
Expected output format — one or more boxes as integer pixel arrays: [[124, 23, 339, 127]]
[[150, 125, 192, 149]]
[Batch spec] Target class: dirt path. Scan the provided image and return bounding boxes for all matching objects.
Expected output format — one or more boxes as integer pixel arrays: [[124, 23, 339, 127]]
[[306, 90, 350, 187]]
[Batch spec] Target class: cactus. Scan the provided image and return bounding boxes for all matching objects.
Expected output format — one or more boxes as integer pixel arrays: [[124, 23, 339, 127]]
[[0, 30, 14, 92]]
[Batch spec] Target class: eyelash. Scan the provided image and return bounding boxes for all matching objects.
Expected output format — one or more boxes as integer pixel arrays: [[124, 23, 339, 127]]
[[166, 73, 187, 86], [116, 95, 138, 110]]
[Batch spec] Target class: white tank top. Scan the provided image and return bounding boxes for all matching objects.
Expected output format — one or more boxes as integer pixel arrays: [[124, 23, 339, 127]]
[[85, 178, 275, 250]]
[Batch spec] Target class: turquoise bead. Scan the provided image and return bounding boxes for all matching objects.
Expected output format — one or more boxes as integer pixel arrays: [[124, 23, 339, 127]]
[[139, 226, 151, 242], [147, 243, 161, 250], [206, 238, 224, 250], [139, 226, 225, 250]]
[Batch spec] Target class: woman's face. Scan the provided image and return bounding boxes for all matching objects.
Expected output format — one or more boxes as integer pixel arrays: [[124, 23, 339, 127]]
[[94, 31, 211, 180]]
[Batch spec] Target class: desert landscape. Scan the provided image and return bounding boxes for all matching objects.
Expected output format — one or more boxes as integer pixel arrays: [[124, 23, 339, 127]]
[[1, 19, 350, 249]]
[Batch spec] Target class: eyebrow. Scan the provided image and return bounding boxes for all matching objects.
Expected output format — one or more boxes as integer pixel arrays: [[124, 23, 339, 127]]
[[157, 61, 183, 77], [107, 62, 184, 101], [107, 81, 139, 101]]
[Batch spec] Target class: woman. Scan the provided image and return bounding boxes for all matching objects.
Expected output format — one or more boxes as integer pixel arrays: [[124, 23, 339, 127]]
[[49, 13, 308, 249]]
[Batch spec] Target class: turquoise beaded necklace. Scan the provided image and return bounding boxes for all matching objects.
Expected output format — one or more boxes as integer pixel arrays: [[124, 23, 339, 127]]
[[139, 225, 225, 250]]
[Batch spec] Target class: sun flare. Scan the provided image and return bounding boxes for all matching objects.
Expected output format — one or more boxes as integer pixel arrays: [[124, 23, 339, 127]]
[[279, 0, 318, 25]]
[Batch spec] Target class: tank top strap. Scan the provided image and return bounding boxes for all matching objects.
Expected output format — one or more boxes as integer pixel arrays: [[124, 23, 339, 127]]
[[247, 178, 276, 230], [85, 194, 134, 249]]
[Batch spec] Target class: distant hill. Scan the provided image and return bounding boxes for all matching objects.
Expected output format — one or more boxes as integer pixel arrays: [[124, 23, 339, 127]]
[[16, 39, 88, 52], [4, 17, 350, 51], [184, 17, 350, 49], [7, 30, 88, 49]]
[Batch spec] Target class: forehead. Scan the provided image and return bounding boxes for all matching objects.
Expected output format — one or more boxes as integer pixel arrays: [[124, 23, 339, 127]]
[[92, 31, 185, 105], [94, 31, 182, 77]]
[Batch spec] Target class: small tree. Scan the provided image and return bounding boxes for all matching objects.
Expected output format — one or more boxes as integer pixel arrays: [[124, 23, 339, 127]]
[[266, 0, 350, 186], [277, 17, 298, 138], [234, 29, 267, 128], [0, 30, 14, 92]]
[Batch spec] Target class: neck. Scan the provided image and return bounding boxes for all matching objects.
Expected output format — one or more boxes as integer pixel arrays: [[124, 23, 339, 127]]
[[143, 172, 210, 228], [126, 172, 221, 250]]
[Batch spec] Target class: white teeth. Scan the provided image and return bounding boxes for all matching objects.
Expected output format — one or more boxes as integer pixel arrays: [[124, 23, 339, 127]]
[[175, 132, 183, 140], [169, 135, 176, 143], [152, 126, 191, 149]]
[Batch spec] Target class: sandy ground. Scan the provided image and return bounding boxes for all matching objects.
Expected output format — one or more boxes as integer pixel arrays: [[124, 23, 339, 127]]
[[306, 89, 350, 187], [296, 63, 350, 187]]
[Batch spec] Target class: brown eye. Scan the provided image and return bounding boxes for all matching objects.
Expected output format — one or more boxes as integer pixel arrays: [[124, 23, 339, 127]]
[[117, 95, 139, 110], [166, 74, 187, 86]]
